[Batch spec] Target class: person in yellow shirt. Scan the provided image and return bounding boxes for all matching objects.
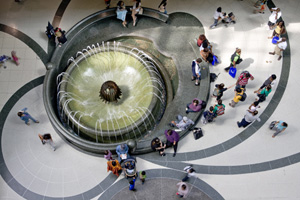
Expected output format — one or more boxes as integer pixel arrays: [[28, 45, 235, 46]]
[[229, 88, 244, 107]]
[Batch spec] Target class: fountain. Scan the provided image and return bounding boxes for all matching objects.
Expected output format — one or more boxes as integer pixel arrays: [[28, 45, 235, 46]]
[[56, 42, 167, 146]]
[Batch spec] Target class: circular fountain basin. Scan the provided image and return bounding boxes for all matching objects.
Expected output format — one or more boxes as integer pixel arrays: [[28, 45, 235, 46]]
[[59, 44, 165, 143]]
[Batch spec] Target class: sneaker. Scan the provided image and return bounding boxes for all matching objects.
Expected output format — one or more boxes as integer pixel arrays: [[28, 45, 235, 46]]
[[161, 153, 166, 157], [35, 120, 39, 123], [237, 121, 240, 128]]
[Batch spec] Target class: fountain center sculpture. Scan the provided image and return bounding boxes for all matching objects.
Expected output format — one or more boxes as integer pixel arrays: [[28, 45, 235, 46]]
[[99, 81, 122, 103]]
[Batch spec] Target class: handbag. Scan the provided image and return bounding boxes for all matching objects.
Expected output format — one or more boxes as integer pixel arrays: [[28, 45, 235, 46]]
[[228, 66, 237, 78], [269, 121, 277, 129], [138, 7, 143, 14]]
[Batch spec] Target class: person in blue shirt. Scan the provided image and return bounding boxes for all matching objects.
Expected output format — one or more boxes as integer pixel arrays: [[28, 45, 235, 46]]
[[271, 121, 288, 138], [116, 143, 130, 162], [17, 108, 39, 125], [129, 177, 136, 191]]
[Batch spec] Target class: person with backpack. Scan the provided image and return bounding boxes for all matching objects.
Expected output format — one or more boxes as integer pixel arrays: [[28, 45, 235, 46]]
[[224, 48, 242, 72], [201, 106, 216, 124], [237, 110, 261, 128], [236, 71, 254, 89], [213, 100, 225, 117], [229, 88, 245, 107], [256, 84, 272, 103], [254, 74, 276, 94], [212, 83, 234, 101], [191, 58, 202, 86]]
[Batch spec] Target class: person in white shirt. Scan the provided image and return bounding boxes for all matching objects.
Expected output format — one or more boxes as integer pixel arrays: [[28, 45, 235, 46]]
[[210, 7, 225, 29], [269, 37, 287, 60], [182, 165, 197, 182], [268, 7, 282, 30], [237, 110, 261, 128]]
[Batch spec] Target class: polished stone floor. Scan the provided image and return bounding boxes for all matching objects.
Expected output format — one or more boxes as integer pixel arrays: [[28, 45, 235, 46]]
[[1, 0, 300, 199]]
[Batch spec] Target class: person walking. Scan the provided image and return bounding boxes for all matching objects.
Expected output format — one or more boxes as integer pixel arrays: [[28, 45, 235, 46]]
[[229, 87, 245, 107], [237, 110, 261, 128], [268, 7, 282, 30], [268, 21, 286, 39], [224, 48, 243, 72], [256, 84, 272, 103], [269, 37, 287, 61], [254, 74, 276, 93], [213, 99, 226, 117], [17, 108, 39, 125], [201, 106, 216, 124], [248, 101, 260, 113], [191, 58, 202, 86], [129, 177, 137, 191], [210, 7, 225, 29], [176, 182, 189, 198], [236, 71, 254, 89], [164, 129, 179, 157], [182, 165, 196, 182], [38, 133, 56, 151], [212, 83, 234, 101], [270, 121, 288, 138]]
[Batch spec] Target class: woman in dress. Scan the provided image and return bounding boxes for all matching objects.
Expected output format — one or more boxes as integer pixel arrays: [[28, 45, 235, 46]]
[[131, 0, 141, 26], [116, 1, 128, 27]]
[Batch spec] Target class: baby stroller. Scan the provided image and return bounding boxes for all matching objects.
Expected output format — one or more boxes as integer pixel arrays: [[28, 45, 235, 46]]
[[45, 21, 55, 39], [222, 12, 236, 27], [121, 157, 137, 179]]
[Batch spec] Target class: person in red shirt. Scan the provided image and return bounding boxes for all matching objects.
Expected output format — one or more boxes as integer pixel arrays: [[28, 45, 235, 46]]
[[236, 71, 254, 89]]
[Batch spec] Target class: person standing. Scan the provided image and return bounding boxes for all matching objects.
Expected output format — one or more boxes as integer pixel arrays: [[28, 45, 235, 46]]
[[210, 7, 225, 29], [129, 177, 137, 191], [191, 58, 202, 86], [268, 21, 286, 39], [237, 110, 261, 128], [164, 129, 179, 157], [269, 37, 287, 61], [270, 121, 288, 138], [254, 74, 276, 93], [38, 133, 56, 151], [17, 108, 39, 125], [131, 0, 141, 27], [248, 101, 260, 113], [116, 1, 128, 27], [176, 182, 189, 198], [139, 171, 146, 184], [224, 48, 242, 72]]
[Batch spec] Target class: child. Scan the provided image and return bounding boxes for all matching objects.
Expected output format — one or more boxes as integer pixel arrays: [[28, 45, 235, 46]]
[[11, 51, 19, 66], [104, 150, 113, 161], [201, 106, 216, 124], [0, 55, 11, 69], [139, 171, 146, 184], [129, 177, 136, 191]]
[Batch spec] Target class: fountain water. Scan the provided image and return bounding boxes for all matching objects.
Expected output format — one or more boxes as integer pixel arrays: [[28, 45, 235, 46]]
[[57, 42, 166, 144]]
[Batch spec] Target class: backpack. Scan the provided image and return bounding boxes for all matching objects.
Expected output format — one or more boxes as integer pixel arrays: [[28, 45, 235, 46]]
[[201, 100, 207, 108], [210, 73, 219, 82], [239, 93, 247, 101], [213, 88, 220, 96], [215, 105, 225, 116]]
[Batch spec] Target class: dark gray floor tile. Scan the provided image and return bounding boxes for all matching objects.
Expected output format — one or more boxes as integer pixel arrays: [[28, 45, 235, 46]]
[[270, 157, 290, 169], [288, 153, 300, 164], [204, 145, 224, 157], [250, 162, 271, 172], [222, 136, 242, 151], [230, 165, 251, 174], [208, 166, 230, 175], [186, 150, 206, 160]]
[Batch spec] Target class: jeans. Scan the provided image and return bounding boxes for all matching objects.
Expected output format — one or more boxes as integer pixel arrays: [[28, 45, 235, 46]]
[[21, 113, 37, 124], [166, 140, 178, 153], [238, 118, 251, 128], [186, 104, 197, 114], [210, 19, 218, 28]]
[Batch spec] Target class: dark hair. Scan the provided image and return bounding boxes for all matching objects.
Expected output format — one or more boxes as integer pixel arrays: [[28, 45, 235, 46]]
[[117, 1, 123, 7], [112, 161, 116, 166], [130, 180, 134, 185], [189, 168, 195, 173], [218, 83, 224, 89], [236, 88, 242, 93], [154, 137, 160, 143], [271, 74, 277, 80], [283, 122, 288, 127], [182, 184, 187, 190], [202, 42, 208, 48], [17, 112, 23, 117], [253, 101, 259, 107], [104, 150, 109, 155], [217, 7, 222, 12], [196, 58, 202, 63], [266, 85, 272, 90], [209, 106, 214, 112], [279, 21, 285, 27], [199, 34, 206, 41], [217, 99, 222, 105], [141, 171, 146, 175], [167, 129, 172, 135], [193, 99, 199, 105], [246, 73, 251, 78], [135, 0, 141, 8], [253, 110, 258, 115]]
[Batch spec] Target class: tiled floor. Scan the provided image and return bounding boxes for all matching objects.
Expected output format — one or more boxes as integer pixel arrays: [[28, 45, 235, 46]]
[[1, 0, 300, 199]]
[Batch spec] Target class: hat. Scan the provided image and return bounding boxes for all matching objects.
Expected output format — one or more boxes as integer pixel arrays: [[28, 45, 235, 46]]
[[183, 117, 188, 121]]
